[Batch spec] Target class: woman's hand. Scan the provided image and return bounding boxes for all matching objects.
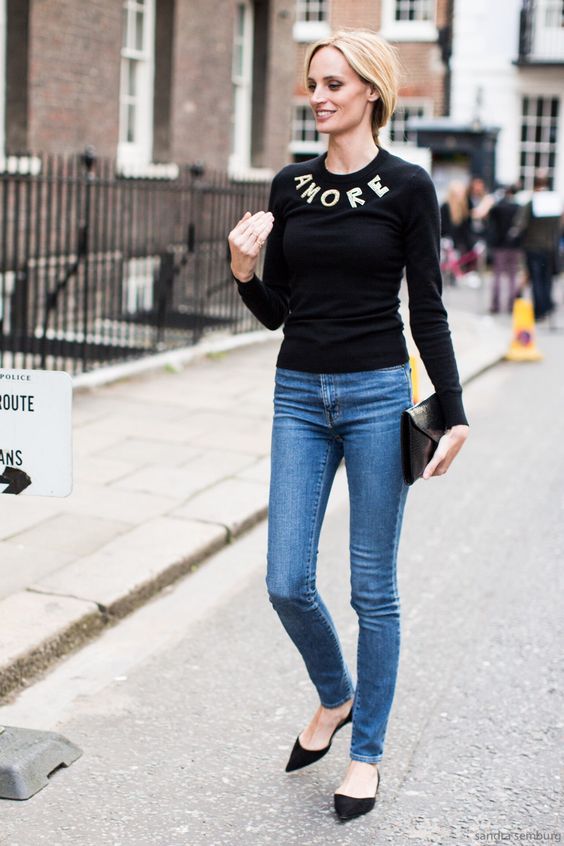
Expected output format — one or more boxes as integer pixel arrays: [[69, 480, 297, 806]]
[[422, 424, 469, 479], [228, 210, 274, 282]]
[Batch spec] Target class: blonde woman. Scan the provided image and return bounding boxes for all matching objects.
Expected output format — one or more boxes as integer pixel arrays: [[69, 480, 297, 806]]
[[440, 179, 476, 255], [228, 29, 469, 822]]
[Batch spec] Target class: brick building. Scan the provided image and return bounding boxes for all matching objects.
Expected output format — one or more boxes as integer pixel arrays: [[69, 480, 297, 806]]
[[0, 0, 455, 176], [0, 0, 295, 176], [289, 0, 452, 163]]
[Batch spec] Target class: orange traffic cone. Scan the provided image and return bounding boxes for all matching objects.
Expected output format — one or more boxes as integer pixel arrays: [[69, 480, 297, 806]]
[[505, 297, 543, 362]]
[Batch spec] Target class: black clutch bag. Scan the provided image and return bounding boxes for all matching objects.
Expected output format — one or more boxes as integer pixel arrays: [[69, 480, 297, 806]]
[[401, 393, 447, 485]]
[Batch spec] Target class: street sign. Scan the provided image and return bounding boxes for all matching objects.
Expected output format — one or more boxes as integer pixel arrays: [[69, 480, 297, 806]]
[[0, 369, 72, 497]]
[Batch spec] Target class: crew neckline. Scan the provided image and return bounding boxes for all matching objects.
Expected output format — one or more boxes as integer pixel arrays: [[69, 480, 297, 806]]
[[315, 147, 389, 184]]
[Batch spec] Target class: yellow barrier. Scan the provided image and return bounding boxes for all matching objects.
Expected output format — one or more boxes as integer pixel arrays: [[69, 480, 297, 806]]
[[409, 355, 420, 404], [505, 298, 543, 362]]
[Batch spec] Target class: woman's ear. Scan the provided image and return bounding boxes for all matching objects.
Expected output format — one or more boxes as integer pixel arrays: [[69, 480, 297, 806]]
[[368, 85, 380, 102]]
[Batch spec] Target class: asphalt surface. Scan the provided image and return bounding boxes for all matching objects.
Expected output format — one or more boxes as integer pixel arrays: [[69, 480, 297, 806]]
[[0, 332, 562, 845]]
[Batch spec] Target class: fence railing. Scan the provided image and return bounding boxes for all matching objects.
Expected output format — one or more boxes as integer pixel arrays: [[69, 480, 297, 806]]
[[0, 149, 271, 375]]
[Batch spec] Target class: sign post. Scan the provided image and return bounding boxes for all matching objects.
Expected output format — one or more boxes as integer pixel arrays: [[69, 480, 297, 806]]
[[0, 368, 80, 799], [0, 369, 72, 496]]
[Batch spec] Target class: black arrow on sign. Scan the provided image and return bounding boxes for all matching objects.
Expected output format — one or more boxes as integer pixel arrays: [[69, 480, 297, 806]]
[[0, 467, 32, 495]]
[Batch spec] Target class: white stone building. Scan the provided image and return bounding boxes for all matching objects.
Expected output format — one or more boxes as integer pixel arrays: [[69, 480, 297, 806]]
[[450, 0, 564, 195]]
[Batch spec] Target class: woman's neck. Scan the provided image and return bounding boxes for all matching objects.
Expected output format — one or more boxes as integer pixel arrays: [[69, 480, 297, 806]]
[[324, 133, 379, 175]]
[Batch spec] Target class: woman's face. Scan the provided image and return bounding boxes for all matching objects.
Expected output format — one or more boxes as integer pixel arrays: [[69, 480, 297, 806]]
[[307, 46, 378, 138]]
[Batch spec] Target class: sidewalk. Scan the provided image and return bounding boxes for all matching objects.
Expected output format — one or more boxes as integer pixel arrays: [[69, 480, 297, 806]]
[[0, 311, 508, 702]]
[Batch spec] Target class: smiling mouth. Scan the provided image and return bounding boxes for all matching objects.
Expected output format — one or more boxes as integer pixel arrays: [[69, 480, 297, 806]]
[[316, 110, 336, 117]]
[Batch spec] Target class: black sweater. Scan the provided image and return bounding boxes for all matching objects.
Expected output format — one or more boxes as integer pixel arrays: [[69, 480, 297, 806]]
[[234, 147, 468, 428]]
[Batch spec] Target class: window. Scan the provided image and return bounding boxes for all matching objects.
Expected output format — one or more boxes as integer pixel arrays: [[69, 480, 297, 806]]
[[389, 99, 433, 144], [292, 105, 319, 143], [519, 96, 559, 189], [394, 0, 434, 21], [289, 103, 326, 159], [542, 0, 564, 28], [293, 0, 330, 42], [0, 0, 5, 159], [296, 0, 329, 22], [530, 0, 564, 61], [230, 1, 254, 174], [380, 0, 436, 41], [118, 0, 155, 167]]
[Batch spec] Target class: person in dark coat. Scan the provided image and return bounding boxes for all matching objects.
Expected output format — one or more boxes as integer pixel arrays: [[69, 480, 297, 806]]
[[511, 172, 563, 321], [487, 184, 522, 313]]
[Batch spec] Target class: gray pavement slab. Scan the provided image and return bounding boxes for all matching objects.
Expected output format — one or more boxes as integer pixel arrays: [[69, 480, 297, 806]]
[[171, 477, 269, 535], [73, 454, 141, 486], [0, 496, 61, 542], [96, 437, 202, 467], [9, 513, 131, 559], [32, 517, 227, 614], [0, 542, 76, 601], [57, 480, 177, 524], [111, 448, 255, 499], [185, 413, 274, 455], [0, 308, 509, 700]]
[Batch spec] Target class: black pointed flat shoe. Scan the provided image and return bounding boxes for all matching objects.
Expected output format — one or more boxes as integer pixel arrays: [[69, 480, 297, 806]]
[[334, 767, 380, 821], [285, 707, 353, 773]]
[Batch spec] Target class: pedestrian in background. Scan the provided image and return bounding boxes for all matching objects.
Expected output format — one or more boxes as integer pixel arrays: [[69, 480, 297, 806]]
[[511, 171, 563, 321], [440, 180, 476, 257], [228, 28, 469, 822], [467, 176, 495, 281], [487, 184, 523, 313], [440, 180, 484, 286], [467, 176, 493, 244]]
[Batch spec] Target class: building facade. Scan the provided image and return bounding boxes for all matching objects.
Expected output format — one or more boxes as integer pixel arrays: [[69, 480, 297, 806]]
[[3, 1, 557, 192], [449, 0, 564, 194], [289, 0, 452, 167], [0, 0, 295, 176], [1, 0, 455, 177]]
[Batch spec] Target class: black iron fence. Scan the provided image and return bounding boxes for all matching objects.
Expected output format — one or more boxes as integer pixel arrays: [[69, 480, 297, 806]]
[[0, 149, 271, 375]]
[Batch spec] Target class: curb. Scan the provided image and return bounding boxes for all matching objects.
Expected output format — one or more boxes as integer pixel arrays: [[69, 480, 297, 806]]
[[0, 506, 268, 704], [0, 321, 507, 704]]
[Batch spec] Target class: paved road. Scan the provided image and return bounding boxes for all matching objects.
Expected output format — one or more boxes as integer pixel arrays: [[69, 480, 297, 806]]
[[0, 335, 562, 845]]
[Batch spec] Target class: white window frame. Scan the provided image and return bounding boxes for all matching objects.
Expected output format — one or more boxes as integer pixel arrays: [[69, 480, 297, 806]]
[[289, 99, 327, 156], [118, 0, 155, 169], [0, 0, 6, 159], [229, 0, 255, 175], [293, 0, 331, 43], [519, 94, 560, 190], [530, 0, 564, 61], [380, 0, 437, 42], [388, 97, 434, 145]]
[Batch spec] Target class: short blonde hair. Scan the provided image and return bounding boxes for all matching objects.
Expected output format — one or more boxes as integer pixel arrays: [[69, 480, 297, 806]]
[[304, 29, 401, 146]]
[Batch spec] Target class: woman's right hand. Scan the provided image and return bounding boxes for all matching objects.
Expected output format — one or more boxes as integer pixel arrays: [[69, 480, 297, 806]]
[[228, 210, 274, 282]]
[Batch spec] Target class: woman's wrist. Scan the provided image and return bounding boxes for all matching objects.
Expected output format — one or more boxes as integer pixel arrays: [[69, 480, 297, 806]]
[[231, 267, 254, 283]]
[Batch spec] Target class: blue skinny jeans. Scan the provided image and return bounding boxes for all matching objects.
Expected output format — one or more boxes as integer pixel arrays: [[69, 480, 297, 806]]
[[266, 362, 412, 763]]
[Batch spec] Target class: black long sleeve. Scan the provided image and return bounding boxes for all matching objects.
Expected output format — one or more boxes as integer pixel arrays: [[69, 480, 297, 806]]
[[234, 147, 468, 427], [234, 173, 291, 329], [403, 169, 466, 426]]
